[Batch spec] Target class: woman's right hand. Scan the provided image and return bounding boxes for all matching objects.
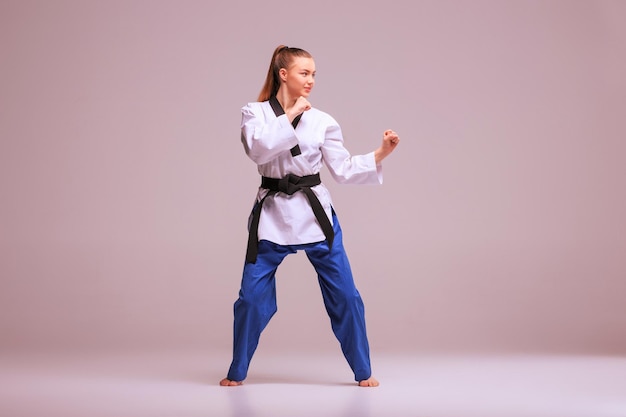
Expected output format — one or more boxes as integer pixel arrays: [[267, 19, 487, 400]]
[[286, 96, 311, 121]]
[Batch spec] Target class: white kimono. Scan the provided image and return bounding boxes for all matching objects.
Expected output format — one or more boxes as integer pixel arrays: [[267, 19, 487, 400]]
[[241, 101, 383, 246]]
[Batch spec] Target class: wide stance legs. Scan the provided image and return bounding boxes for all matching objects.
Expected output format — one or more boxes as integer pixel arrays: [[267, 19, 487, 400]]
[[223, 213, 376, 385]]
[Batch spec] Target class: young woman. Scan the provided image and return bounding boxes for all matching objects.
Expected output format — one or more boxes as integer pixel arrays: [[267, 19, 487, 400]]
[[220, 45, 399, 387]]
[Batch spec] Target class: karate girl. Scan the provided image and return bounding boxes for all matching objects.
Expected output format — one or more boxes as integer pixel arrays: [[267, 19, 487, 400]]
[[220, 45, 399, 387]]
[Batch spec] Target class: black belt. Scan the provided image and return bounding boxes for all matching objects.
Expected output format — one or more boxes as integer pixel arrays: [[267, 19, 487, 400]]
[[245, 173, 334, 264]]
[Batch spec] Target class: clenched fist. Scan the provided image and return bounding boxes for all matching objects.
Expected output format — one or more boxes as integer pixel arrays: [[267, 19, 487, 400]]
[[286, 96, 312, 122], [375, 129, 400, 164]]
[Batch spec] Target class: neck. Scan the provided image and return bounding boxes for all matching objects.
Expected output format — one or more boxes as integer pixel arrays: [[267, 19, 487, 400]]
[[275, 88, 296, 111]]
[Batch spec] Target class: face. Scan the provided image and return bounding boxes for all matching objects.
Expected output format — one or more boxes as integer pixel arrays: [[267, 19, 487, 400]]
[[280, 57, 316, 98]]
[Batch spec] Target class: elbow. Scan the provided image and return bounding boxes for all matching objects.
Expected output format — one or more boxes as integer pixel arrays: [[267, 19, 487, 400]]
[[243, 135, 274, 165], [328, 169, 354, 184], [248, 145, 277, 165]]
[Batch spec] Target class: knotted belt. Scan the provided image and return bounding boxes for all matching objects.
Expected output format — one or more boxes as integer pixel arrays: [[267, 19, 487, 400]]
[[245, 172, 334, 264]]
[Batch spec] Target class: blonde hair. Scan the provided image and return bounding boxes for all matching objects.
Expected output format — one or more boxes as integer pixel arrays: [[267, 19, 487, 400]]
[[257, 45, 313, 102]]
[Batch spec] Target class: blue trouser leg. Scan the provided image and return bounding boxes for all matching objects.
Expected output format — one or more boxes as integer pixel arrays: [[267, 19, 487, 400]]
[[304, 214, 372, 381], [226, 240, 295, 381], [226, 212, 372, 382]]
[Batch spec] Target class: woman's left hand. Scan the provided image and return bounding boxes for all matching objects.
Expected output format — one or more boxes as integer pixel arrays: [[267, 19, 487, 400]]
[[374, 129, 400, 164]]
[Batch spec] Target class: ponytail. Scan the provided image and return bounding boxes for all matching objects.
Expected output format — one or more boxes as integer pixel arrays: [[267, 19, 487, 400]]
[[257, 45, 312, 102]]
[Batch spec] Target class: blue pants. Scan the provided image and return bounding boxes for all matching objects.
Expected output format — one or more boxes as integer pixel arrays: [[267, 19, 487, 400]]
[[226, 212, 372, 382]]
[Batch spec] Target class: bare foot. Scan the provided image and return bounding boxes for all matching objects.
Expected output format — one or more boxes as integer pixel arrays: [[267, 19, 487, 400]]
[[358, 376, 379, 387], [219, 378, 243, 386]]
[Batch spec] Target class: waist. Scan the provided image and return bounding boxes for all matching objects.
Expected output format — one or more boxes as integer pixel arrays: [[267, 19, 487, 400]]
[[261, 173, 321, 194]]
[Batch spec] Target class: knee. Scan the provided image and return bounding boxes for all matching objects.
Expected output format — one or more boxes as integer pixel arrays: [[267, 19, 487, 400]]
[[235, 293, 277, 318], [347, 291, 365, 309], [332, 290, 364, 312]]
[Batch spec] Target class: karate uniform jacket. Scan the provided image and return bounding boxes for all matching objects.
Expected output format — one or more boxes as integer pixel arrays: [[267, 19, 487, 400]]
[[240, 100, 383, 246]]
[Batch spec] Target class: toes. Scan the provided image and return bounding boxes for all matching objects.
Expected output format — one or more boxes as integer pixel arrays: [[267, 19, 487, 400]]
[[358, 377, 380, 387], [220, 378, 243, 386]]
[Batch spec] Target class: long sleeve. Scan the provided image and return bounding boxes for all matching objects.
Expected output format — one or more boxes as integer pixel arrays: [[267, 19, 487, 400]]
[[240, 101, 382, 246], [240, 103, 299, 165], [321, 120, 383, 185]]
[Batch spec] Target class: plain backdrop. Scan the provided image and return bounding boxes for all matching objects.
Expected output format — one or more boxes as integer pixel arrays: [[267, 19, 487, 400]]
[[1, 0, 625, 358]]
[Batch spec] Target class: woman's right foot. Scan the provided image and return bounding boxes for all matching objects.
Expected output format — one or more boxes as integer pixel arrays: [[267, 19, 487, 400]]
[[219, 378, 243, 386]]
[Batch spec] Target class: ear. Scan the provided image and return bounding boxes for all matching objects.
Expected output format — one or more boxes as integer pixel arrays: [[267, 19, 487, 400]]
[[279, 68, 287, 82]]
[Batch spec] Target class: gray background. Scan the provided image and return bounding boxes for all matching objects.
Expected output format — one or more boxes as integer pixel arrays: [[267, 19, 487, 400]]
[[1, 0, 625, 357]]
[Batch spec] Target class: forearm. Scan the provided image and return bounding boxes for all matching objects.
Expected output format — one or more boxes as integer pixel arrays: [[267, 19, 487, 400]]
[[374, 146, 392, 165]]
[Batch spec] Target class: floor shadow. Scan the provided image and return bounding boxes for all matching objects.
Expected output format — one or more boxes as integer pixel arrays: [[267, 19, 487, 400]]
[[246, 372, 356, 387]]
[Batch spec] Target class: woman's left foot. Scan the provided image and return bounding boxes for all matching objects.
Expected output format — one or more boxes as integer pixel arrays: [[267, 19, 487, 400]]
[[358, 376, 379, 387]]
